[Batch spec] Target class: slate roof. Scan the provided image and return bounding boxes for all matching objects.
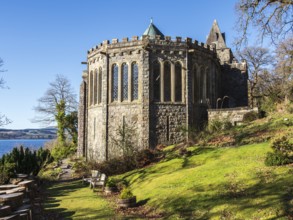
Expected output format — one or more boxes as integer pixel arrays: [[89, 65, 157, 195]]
[[143, 20, 164, 39]]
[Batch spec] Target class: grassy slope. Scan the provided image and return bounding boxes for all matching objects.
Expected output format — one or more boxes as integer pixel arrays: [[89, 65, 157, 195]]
[[42, 113, 293, 219], [119, 144, 292, 219], [44, 181, 116, 219], [117, 114, 293, 219]]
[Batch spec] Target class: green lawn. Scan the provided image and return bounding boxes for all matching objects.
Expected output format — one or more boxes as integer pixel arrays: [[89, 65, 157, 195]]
[[117, 143, 293, 219], [43, 113, 293, 219], [43, 181, 116, 219]]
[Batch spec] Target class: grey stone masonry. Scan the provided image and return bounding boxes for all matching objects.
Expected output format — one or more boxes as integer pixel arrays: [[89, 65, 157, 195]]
[[208, 107, 258, 125], [77, 21, 248, 162]]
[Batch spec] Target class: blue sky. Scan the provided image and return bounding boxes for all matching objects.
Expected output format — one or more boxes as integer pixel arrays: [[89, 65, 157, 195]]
[[0, 0, 239, 129]]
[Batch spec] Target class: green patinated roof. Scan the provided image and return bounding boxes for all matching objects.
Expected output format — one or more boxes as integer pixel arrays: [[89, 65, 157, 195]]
[[143, 20, 164, 39]]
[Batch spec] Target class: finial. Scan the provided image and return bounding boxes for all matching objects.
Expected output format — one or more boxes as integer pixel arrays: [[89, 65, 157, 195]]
[[151, 17, 153, 24]]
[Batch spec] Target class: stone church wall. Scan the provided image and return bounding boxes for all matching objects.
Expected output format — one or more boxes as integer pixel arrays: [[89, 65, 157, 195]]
[[87, 107, 104, 160], [107, 104, 143, 159], [150, 104, 186, 147]]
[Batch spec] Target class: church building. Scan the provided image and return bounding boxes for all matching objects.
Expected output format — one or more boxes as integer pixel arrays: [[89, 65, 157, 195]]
[[77, 20, 248, 161]]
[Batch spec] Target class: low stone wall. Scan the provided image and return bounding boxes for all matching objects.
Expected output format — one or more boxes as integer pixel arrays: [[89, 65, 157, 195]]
[[208, 107, 258, 125]]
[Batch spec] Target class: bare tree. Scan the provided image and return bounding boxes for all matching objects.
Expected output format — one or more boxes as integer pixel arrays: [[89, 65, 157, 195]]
[[0, 57, 11, 127], [235, 0, 293, 48], [34, 74, 77, 124], [238, 47, 273, 107], [263, 37, 293, 102], [34, 74, 78, 143]]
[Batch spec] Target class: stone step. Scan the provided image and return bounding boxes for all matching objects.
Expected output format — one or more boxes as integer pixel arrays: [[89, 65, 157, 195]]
[[0, 205, 11, 217], [0, 214, 20, 220]]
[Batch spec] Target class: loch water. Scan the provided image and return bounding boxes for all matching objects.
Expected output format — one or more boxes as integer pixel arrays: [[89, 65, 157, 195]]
[[0, 139, 51, 157]]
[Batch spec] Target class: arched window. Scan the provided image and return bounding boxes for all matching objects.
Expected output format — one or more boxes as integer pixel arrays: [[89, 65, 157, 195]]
[[94, 69, 98, 105], [89, 71, 93, 105], [153, 61, 160, 101], [175, 62, 182, 102], [132, 62, 138, 100], [202, 67, 207, 101], [199, 67, 204, 102], [206, 68, 210, 103], [164, 62, 171, 102], [192, 65, 197, 103], [98, 67, 102, 104], [122, 63, 128, 101], [112, 64, 118, 101]]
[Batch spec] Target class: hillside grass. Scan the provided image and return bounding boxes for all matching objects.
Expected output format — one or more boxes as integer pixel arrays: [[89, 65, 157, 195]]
[[115, 113, 293, 219], [118, 143, 292, 219], [43, 181, 117, 219], [42, 112, 293, 219]]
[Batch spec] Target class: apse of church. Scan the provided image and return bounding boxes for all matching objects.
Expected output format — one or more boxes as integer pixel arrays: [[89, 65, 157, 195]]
[[77, 20, 248, 161]]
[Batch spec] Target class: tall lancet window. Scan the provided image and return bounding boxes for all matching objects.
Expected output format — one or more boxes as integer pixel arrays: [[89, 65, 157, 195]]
[[132, 62, 139, 100], [175, 62, 182, 102], [112, 64, 118, 101], [94, 69, 98, 105], [206, 68, 210, 103], [98, 67, 102, 104], [164, 62, 171, 102], [153, 61, 160, 101], [89, 71, 93, 105], [122, 63, 128, 101]]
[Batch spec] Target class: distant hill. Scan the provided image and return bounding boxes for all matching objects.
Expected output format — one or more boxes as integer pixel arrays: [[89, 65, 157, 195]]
[[0, 127, 57, 139]]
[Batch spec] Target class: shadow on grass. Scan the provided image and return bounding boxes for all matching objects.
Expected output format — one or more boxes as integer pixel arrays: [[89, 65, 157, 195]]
[[136, 198, 150, 207], [158, 173, 293, 219], [122, 147, 221, 185], [43, 180, 115, 219]]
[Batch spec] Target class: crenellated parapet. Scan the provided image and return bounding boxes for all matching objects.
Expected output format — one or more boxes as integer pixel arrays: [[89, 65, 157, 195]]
[[87, 35, 218, 59]]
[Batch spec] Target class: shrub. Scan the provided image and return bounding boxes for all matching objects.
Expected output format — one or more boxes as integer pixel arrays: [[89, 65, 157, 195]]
[[120, 187, 134, 199], [208, 119, 223, 132], [0, 162, 15, 184], [243, 111, 259, 122], [72, 159, 91, 178], [265, 136, 293, 166], [271, 136, 293, 156], [134, 149, 159, 168], [92, 148, 161, 176], [49, 139, 76, 161], [208, 119, 233, 132], [265, 152, 290, 166], [0, 146, 52, 183]]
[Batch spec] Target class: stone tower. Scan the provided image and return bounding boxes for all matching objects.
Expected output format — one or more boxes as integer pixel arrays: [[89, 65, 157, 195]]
[[77, 20, 248, 161]]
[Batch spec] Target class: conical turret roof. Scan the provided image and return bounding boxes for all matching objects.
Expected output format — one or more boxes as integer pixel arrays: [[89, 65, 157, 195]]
[[206, 20, 227, 49], [143, 19, 164, 40]]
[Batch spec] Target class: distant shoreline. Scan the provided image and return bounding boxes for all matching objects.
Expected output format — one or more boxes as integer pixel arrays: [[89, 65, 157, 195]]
[[0, 128, 57, 140], [0, 138, 55, 140]]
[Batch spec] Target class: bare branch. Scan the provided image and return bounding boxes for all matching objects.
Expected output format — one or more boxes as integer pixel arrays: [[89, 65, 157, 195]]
[[33, 74, 78, 126], [235, 0, 293, 49]]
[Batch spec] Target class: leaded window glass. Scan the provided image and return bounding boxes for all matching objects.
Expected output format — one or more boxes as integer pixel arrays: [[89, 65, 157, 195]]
[[122, 63, 128, 101], [164, 62, 171, 102], [175, 62, 182, 102], [206, 68, 210, 102], [89, 71, 93, 105], [153, 61, 160, 101], [98, 67, 102, 104], [202, 68, 206, 101], [132, 62, 138, 100], [94, 69, 98, 105], [193, 65, 197, 103], [112, 64, 118, 101]]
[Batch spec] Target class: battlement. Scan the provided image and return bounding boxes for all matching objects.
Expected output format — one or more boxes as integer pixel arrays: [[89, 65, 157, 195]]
[[87, 35, 217, 57], [230, 58, 247, 71]]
